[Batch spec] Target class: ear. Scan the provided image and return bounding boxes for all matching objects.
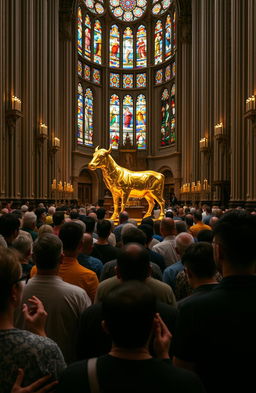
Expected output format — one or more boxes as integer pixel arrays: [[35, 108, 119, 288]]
[[107, 145, 112, 154], [95, 145, 99, 152]]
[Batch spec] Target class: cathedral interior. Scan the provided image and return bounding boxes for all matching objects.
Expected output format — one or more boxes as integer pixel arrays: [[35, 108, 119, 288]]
[[0, 0, 256, 210]]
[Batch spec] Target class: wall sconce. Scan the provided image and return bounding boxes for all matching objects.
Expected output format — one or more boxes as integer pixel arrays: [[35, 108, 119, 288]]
[[199, 137, 208, 151], [40, 123, 48, 136], [53, 137, 60, 148], [244, 95, 256, 127], [11, 96, 22, 112], [245, 95, 255, 112], [214, 122, 223, 136], [51, 179, 74, 194]]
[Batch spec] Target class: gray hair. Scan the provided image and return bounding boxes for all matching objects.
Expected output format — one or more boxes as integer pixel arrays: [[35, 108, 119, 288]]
[[12, 235, 32, 259], [175, 232, 194, 257], [22, 212, 37, 228]]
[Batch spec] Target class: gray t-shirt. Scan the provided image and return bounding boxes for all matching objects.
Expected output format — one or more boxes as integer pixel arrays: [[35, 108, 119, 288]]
[[0, 329, 66, 393]]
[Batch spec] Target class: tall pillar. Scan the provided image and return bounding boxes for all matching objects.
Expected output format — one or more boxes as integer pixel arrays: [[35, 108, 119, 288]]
[[0, 0, 7, 199]]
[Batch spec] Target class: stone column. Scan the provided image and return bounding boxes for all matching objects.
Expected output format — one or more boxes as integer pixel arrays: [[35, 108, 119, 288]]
[[0, 0, 7, 199]]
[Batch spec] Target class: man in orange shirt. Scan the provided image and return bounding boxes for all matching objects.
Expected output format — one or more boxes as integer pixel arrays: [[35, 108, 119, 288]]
[[189, 210, 211, 239]]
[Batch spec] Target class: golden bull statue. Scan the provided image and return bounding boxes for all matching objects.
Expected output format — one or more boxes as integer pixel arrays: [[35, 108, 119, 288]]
[[88, 146, 165, 220]]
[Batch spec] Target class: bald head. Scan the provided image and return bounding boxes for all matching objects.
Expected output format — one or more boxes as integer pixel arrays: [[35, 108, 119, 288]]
[[175, 232, 194, 257], [160, 218, 176, 237], [209, 216, 219, 229], [82, 232, 93, 254]]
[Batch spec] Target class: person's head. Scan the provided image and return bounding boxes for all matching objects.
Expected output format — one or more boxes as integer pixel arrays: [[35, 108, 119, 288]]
[[185, 214, 194, 228], [70, 210, 79, 220], [73, 219, 86, 233], [193, 210, 202, 223], [88, 211, 97, 222], [38, 224, 54, 237], [153, 220, 161, 236], [83, 216, 96, 234], [52, 211, 65, 227], [81, 233, 94, 255], [96, 207, 106, 221], [182, 242, 217, 285], [175, 220, 187, 234], [119, 211, 129, 224], [141, 217, 154, 228], [138, 224, 153, 246], [0, 214, 20, 244], [209, 216, 219, 229], [213, 210, 256, 273], [48, 206, 56, 216], [33, 234, 63, 271], [59, 222, 84, 254], [197, 229, 214, 243], [0, 247, 23, 313], [175, 232, 194, 258], [21, 205, 28, 215], [12, 235, 32, 261], [96, 219, 111, 240], [160, 218, 176, 237], [102, 280, 156, 349], [117, 243, 150, 281], [22, 212, 37, 230], [121, 226, 147, 246], [35, 207, 46, 223], [165, 210, 174, 218]]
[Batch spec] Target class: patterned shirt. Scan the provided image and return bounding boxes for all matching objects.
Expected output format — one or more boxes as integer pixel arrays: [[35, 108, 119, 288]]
[[0, 329, 66, 393]]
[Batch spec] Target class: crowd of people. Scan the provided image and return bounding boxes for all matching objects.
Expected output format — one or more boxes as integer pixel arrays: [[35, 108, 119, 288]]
[[0, 199, 255, 393]]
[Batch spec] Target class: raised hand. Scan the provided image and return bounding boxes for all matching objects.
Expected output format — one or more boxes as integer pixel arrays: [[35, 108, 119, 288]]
[[153, 313, 172, 359], [22, 296, 47, 336]]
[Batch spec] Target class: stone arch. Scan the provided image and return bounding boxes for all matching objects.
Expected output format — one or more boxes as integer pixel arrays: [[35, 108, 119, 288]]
[[77, 166, 99, 206], [158, 166, 175, 206]]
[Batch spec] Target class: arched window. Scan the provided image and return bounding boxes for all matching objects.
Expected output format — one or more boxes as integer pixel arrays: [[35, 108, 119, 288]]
[[160, 85, 176, 146], [93, 20, 102, 64], [165, 14, 172, 60], [136, 25, 147, 68], [136, 94, 146, 149], [123, 95, 134, 145], [84, 14, 91, 60], [84, 88, 93, 146], [123, 27, 133, 69], [110, 94, 120, 149], [77, 83, 84, 145], [109, 25, 120, 68], [154, 20, 163, 64], [77, 7, 83, 56]]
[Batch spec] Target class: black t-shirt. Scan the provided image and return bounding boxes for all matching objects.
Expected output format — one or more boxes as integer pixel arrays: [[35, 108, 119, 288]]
[[58, 355, 205, 393], [91, 244, 121, 264]]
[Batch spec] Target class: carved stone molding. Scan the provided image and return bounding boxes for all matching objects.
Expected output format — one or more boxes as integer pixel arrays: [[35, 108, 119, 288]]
[[5, 110, 23, 136]]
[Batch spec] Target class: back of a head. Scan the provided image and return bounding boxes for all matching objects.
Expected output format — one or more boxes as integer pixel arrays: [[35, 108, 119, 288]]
[[213, 210, 256, 268], [102, 280, 156, 349], [160, 217, 175, 236], [153, 220, 161, 235], [21, 205, 28, 213], [35, 207, 46, 219], [185, 214, 194, 228], [138, 224, 153, 244], [175, 232, 194, 257], [165, 210, 174, 218], [38, 224, 54, 237], [182, 242, 216, 278], [0, 214, 20, 238], [119, 211, 129, 223], [121, 226, 146, 246], [96, 207, 106, 220], [0, 247, 21, 313], [175, 220, 187, 234], [33, 233, 63, 270], [141, 217, 154, 228], [193, 210, 202, 222], [197, 229, 214, 243], [117, 243, 150, 281], [83, 216, 96, 234], [96, 219, 111, 239], [53, 211, 65, 226], [22, 211, 37, 228], [70, 211, 80, 220], [12, 235, 32, 259], [48, 206, 56, 215], [59, 222, 83, 251]]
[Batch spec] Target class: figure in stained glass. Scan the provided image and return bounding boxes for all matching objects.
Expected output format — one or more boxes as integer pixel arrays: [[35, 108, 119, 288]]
[[84, 88, 93, 146], [77, 8, 83, 56], [154, 21, 163, 64], [123, 27, 133, 68], [94, 20, 102, 64], [136, 25, 147, 68], [110, 94, 120, 149], [110, 25, 120, 67], [136, 94, 146, 149], [84, 15, 91, 60], [160, 89, 171, 146], [77, 83, 84, 144], [165, 14, 172, 59]]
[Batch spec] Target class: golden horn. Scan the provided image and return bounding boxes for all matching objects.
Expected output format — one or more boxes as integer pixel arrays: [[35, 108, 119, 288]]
[[107, 145, 112, 153], [95, 145, 99, 151]]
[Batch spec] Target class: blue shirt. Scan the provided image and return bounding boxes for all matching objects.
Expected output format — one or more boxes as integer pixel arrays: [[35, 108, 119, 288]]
[[163, 261, 184, 290], [77, 254, 103, 279]]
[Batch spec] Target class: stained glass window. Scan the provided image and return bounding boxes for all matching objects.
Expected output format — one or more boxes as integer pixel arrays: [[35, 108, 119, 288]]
[[173, 11, 176, 50], [109, 0, 147, 22], [84, 88, 93, 146], [109, 25, 120, 68], [136, 73, 146, 88], [160, 88, 170, 146], [123, 27, 133, 69], [165, 65, 170, 81], [136, 94, 146, 149], [77, 83, 84, 145], [78, 60, 83, 77], [123, 74, 133, 88], [84, 64, 91, 80], [84, 14, 91, 60], [155, 69, 163, 84], [136, 25, 147, 68], [165, 14, 172, 60], [110, 73, 120, 88], [93, 20, 102, 64], [154, 20, 163, 64], [85, 0, 105, 15], [110, 94, 120, 149], [170, 83, 176, 143], [93, 68, 101, 84], [77, 7, 83, 56], [152, 0, 171, 15], [172, 61, 176, 76], [123, 95, 134, 146]]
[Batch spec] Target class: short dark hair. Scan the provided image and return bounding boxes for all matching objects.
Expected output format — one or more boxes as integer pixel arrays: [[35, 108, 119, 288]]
[[33, 234, 62, 270], [0, 214, 20, 238], [193, 210, 202, 221], [182, 242, 216, 278], [165, 211, 174, 218], [117, 243, 150, 281], [213, 210, 256, 267], [83, 216, 96, 233], [35, 207, 46, 218], [59, 222, 83, 251], [70, 211, 79, 220], [96, 220, 111, 239], [175, 221, 187, 234], [141, 217, 154, 228], [121, 226, 146, 246], [53, 211, 65, 226], [185, 215, 194, 227], [138, 224, 153, 243], [197, 229, 214, 243], [96, 208, 106, 220], [102, 280, 156, 349]]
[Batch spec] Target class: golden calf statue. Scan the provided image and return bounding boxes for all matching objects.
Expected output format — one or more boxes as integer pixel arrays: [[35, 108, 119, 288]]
[[88, 146, 165, 220]]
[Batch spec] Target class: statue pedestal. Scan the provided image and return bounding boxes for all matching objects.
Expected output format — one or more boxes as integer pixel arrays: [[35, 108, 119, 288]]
[[103, 195, 147, 220]]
